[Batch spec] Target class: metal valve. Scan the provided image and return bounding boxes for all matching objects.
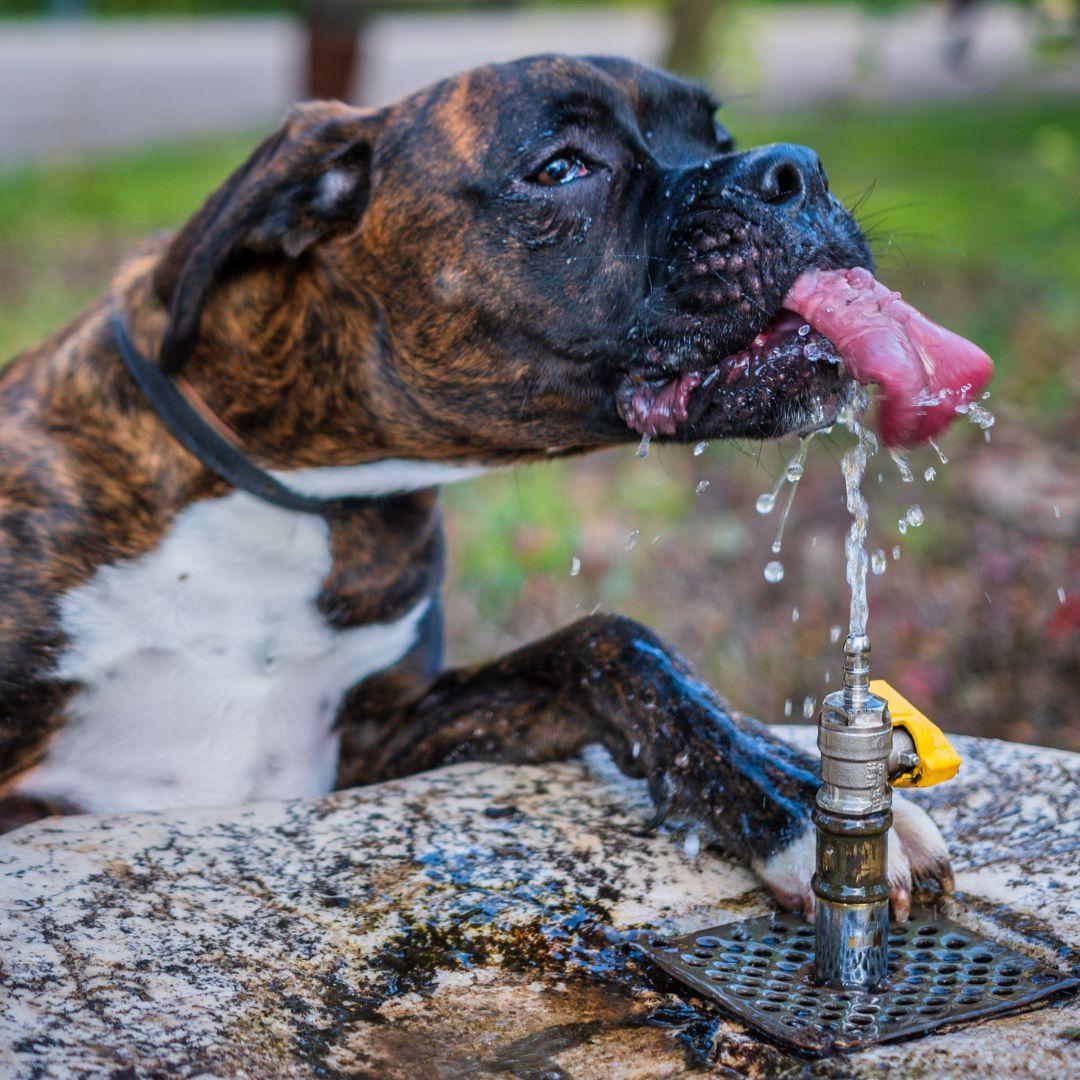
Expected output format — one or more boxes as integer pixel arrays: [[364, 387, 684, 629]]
[[873, 679, 961, 789], [812, 635, 960, 989]]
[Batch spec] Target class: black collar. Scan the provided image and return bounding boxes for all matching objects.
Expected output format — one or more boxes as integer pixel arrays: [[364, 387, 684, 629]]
[[110, 306, 342, 516]]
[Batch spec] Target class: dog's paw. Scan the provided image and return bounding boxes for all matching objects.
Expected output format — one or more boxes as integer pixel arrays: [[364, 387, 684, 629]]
[[751, 792, 954, 922]]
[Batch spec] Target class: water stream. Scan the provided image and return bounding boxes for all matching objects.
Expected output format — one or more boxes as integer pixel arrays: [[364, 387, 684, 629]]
[[838, 387, 874, 638]]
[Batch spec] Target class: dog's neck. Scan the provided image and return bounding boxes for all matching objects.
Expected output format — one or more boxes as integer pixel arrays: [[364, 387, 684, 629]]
[[32, 246, 487, 511], [120, 251, 390, 470]]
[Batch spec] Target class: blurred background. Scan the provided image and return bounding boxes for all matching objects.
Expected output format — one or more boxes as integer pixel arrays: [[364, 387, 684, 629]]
[[0, 0, 1077, 749]]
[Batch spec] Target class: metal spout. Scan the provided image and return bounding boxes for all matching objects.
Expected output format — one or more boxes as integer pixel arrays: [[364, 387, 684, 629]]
[[813, 633, 892, 989]]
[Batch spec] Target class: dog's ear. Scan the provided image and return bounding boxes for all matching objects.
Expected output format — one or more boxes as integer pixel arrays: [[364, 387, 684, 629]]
[[153, 101, 382, 373]]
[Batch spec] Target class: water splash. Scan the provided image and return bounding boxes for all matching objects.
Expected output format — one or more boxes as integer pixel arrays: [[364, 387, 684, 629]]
[[635, 433, 651, 459], [928, 438, 949, 465]]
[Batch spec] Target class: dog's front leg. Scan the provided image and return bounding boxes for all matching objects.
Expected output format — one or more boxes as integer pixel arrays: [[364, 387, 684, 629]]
[[342, 615, 952, 917]]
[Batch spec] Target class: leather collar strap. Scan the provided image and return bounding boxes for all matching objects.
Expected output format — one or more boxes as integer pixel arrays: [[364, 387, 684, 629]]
[[109, 306, 340, 516]]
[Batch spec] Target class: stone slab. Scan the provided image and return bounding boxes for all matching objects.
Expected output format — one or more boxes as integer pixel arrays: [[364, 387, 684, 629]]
[[1, 727, 1077, 1077]]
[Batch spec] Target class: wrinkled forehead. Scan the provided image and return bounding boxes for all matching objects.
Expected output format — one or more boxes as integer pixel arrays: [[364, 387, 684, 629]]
[[384, 54, 723, 175]]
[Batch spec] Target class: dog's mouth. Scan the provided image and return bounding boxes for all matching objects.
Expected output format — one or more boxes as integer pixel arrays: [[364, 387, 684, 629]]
[[616, 266, 994, 447], [616, 305, 844, 442]]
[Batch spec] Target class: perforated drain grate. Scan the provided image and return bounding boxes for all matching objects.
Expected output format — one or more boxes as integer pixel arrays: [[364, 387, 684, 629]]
[[633, 906, 1078, 1055]]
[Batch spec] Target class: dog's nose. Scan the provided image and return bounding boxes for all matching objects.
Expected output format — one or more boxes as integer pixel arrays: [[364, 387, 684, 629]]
[[733, 143, 829, 211]]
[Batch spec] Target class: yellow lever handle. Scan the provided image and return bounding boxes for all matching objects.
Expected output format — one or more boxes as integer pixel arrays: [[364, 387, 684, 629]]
[[870, 679, 961, 788]]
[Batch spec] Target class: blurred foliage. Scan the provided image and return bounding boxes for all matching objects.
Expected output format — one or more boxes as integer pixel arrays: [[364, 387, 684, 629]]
[[0, 95, 1077, 748]]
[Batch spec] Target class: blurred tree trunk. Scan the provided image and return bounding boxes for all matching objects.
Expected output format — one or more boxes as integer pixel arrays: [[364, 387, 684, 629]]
[[665, 0, 728, 80], [305, 1, 366, 102]]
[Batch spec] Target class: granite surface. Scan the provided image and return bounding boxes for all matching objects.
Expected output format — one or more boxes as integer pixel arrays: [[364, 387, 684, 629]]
[[1, 727, 1077, 1078]]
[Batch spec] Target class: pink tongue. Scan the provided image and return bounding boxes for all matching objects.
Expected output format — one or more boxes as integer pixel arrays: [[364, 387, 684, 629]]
[[784, 267, 993, 447]]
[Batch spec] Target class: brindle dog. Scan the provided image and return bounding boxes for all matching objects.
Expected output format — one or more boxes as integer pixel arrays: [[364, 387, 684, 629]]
[[0, 56, 951, 916]]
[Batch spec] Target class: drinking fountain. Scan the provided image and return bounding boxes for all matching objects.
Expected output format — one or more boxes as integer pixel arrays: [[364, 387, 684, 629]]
[[635, 634, 1078, 1055]]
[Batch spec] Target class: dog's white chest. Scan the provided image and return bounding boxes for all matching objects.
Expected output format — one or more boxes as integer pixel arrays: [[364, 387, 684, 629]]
[[16, 491, 428, 814]]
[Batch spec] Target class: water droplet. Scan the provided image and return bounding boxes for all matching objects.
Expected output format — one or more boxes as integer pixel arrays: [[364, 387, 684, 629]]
[[763, 560, 784, 583], [1058, 587, 1067, 605], [791, 607, 800, 623], [784, 698, 793, 717], [898, 519, 908, 535], [624, 529, 640, 551], [929, 438, 949, 465], [871, 549, 887, 575], [770, 436, 812, 556], [693, 440, 709, 456], [695, 480, 710, 494], [797, 323, 811, 337], [963, 402, 995, 430], [906, 505, 925, 528], [829, 625, 842, 643], [632, 740, 641, 759], [890, 449, 914, 482], [756, 492, 776, 514], [570, 557, 581, 577], [892, 545, 901, 560], [1053, 504, 1061, 519], [635, 433, 651, 458], [802, 695, 817, 720], [924, 466, 936, 482], [683, 830, 701, 858]]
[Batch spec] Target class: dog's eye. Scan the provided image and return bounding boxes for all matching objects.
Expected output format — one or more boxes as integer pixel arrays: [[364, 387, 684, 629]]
[[534, 155, 590, 186]]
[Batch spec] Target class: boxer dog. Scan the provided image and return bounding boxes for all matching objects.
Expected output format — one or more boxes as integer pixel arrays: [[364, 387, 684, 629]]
[[0, 56, 956, 918]]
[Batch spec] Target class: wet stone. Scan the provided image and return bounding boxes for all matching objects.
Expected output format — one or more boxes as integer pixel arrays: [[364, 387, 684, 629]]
[[1, 731, 1078, 1078]]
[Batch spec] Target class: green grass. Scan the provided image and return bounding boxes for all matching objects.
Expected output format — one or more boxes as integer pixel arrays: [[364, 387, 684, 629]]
[[0, 133, 254, 360]]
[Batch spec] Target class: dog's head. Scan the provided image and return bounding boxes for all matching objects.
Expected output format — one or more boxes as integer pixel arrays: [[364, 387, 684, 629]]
[[154, 55, 870, 463]]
